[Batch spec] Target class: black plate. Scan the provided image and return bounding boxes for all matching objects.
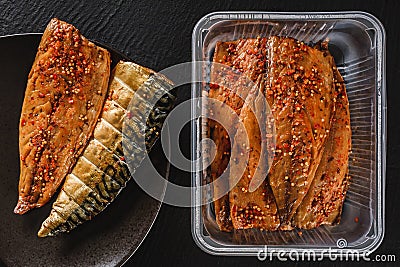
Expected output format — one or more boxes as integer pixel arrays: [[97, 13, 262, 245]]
[[0, 34, 169, 267]]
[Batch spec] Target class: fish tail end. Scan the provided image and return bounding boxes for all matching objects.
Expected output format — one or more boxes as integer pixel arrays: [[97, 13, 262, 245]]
[[13, 201, 30, 215], [37, 225, 50, 238]]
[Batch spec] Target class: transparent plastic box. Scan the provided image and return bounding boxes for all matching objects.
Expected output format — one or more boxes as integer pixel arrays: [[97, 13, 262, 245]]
[[191, 12, 386, 256]]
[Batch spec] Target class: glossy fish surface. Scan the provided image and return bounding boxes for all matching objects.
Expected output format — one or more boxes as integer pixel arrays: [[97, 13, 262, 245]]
[[15, 18, 110, 214], [38, 61, 175, 237]]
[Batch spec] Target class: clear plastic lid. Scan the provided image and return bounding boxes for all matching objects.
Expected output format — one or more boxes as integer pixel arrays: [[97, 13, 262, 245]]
[[191, 11, 386, 256]]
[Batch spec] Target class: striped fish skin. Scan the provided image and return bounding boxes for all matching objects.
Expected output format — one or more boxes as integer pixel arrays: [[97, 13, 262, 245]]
[[38, 61, 175, 237]]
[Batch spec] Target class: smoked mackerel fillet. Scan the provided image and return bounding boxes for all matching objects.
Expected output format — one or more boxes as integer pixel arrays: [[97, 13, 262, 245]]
[[229, 78, 280, 231], [38, 61, 175, 237], [292, 66, 351, 229], [265, 37, 336, 229], [15, 18, 110, 214], [211, 37, 350, 231], [209, 38, 268, 231]]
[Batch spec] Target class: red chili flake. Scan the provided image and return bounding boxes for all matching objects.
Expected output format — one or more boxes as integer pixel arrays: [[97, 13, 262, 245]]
[[21, 119, 26, 127], [107, 90, 114, 100], [38, 92, 45, 98], [283, 143, 289, 149], [354, 217, 359, 223], [120, 156, 125, 161], [209, 83, 219, 90], [286, 69, 295, 75]]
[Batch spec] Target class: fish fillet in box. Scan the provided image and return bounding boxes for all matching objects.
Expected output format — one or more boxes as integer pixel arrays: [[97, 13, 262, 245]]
[[209, 38, 268, 231], [210, 36, 350, 231]]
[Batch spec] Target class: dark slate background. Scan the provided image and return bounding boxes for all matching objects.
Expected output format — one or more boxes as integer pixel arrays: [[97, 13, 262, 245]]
[[0, 0, 398, 266]]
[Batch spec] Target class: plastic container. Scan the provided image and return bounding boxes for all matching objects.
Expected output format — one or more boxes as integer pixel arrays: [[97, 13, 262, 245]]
[[191, 11, 386, 256]]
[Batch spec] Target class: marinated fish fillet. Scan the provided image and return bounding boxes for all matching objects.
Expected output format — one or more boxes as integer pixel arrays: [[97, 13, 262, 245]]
[[265, 37, 335, 228], [292, 67, 351, 229], [15, 18, 110, 214], [38, 61, 175, 237], [229, 79, 279, 230], [211, 36, 350, 232], [210, 38, 267, 231]]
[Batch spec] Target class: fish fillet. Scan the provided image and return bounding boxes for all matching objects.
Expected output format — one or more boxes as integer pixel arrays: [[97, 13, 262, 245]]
[[265, 37, 335, 228], [292, 66, 351, 228], [229, 78, 280, 230], [15, 18, 110, 214], [211, 37, 349, 232], [38, 61, 175, 237], [209, 38, 268, 231]]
